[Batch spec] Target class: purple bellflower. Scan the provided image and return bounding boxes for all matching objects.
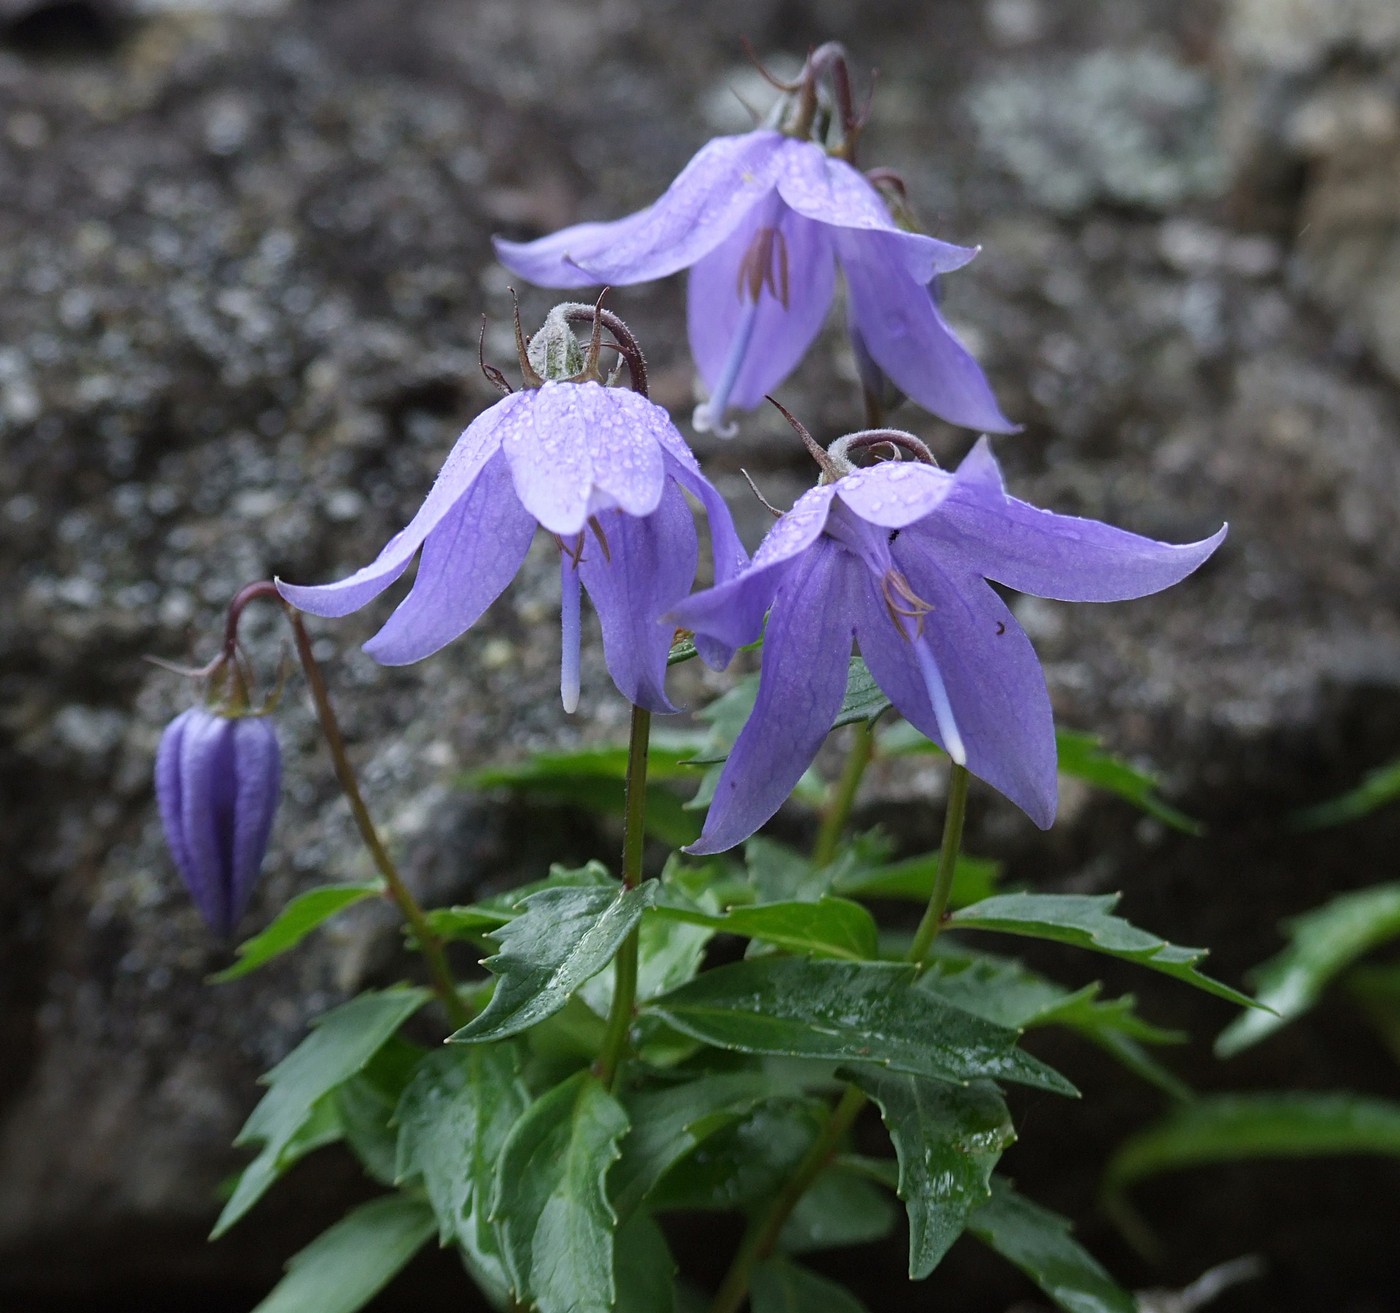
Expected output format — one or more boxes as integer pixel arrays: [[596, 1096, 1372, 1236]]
[[670, 425, 1226, 854], [277, 303, 746, 714], [495, 45, 1012, 438], [156, 705, 281, 938]]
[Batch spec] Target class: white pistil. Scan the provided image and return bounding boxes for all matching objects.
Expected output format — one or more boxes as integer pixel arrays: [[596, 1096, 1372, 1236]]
[[692, 298, 759, 438], [560, 549, 582, 714], [912, 635, 966, 766]]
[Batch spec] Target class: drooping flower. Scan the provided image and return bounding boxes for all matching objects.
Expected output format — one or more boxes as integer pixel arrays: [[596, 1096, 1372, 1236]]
[[494, 46, 1012, 438], [670, 430, 1226, 853], [277, 303, 746, 714], [156, 705, 281, 937]]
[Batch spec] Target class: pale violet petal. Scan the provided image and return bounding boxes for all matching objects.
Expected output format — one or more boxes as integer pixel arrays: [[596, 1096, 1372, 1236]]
[[501, 382, 596, 535], [577, 384, 668, 521], [833, 460, 956, 529]]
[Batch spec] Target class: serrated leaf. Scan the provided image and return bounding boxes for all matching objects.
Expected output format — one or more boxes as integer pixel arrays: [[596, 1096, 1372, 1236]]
[[612, 1072, 780, 1214], [652, 896, 880, 961], [1292, 757, 1400, 829], [334, 1036, 424, 1186], [1216, 882, 1400, 1056], [751, 1258, 871, 1313], [850, 1071, 1013, 1278], [614, 1213, 676, 1313], [832, 850, 1002, 909], [213, 987, 429, 1237], [427, 862, 615, 943], [451, 882, 657, 1043], [647, 959, 1077, 1096], [950, 893, 1253, 1007], [491, 1071, 629, 1313], [211, 883, 383, 982], [777, 1165, 898, 1253], [394, 1044, 528, 1306], [968, 1178, 1135, 1313], [834, 656, 892, 729], [251, 1194, 435, 1313], [1104, 1093, 1400, 1203]]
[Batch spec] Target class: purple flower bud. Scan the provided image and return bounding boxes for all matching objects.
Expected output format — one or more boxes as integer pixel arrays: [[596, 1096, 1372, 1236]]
[[155, 706, 281, 938]]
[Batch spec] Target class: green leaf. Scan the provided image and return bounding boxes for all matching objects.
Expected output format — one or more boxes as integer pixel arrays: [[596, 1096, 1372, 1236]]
[[850, 1071, 1013, 1278], [451, 882, 657, 1043], [213, 987, 429, 1237], [744, 837, 830, 903], [427, 861, 615, 942], [647, 959, 1077, 1096], [395, 1044, 528, 1307], [1216, 882, 1400, 1056], [211, 883, 383, 982], [950, 893, 1253, 1007], [334, 1036, 424, 1186], [777, 1165, 898, 1253], [968, 1179, 1135, 1313], [491, 1071, 630, 1313], [1053, 729, 1202, 835], [1104, 1093, 1400, 1202], [1292, 757, 1400, 829], [832, 850, 1002, 909], [614, 1213, 676, 1313], [1347, 964, 1400, 1063], [612, 1072, 780, 1214], [834, 656, 892, 729], [751, 1258, 871, 1313], [652, 896, 880, 962], [580, 911, 713, 1016], [251, 1195, 435, 1313]]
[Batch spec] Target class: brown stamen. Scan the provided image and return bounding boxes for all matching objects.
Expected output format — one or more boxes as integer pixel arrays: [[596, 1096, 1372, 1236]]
[[882, 568, 933, 637], [736, 226, 791, 307], [588, 514, 612, 563]]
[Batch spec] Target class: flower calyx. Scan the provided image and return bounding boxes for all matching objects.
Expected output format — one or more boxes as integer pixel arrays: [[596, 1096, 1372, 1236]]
[[486, 291, 652, 397], [771, 41, 874, 162]]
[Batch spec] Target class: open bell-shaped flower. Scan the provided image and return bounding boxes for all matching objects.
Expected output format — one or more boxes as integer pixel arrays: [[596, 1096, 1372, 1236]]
[[156, 704, 281, 938], [670, 429, 1226, 853], [277, 303, 747, 714]]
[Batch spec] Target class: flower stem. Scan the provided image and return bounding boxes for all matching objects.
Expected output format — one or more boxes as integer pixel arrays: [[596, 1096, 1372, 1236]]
[[597, 703, 651, 1089], [811, 721, 874, 868], [279, 597, 469, 1030], [908, 762, 970, 970]]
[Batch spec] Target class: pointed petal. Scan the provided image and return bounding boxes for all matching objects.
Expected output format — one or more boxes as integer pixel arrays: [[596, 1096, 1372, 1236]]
[[579, 482, 697, 714], [668, 483, 837, 653], [776, 144, 977, 283], [924, 438, 1229, 602], [276, 397, 518, 616], [856, 539, 1057, 828], [839, 233, 1016, 433], [493, 131, 787, 287], [689, 540, 857, 854], [364, 451, 536, 664], [686, 201, 836, 413], [228, 716, 280, 931], [578, 384, 669, 519], [834, 460, 956, 529]]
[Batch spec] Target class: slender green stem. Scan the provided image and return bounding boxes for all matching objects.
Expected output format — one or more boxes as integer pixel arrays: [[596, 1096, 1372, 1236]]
[[709, 1085, 868, 1313], [597, 703, 651, 1089], [908, 763, 970, 970], [811, 721, 875, 867], [285, 608, 470, 1031]]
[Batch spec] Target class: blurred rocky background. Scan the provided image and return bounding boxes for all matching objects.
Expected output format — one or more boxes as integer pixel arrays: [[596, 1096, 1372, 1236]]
[[1, 0, 1398, 1309]]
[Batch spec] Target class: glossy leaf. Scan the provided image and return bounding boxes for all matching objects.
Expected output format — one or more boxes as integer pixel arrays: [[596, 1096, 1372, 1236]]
[[648, 959, 1077, 1096], [950, 893, 1253, 1007], [1293, 757, 1400, 829], [832, 850, 1002, 908], [751, 1258, 871, 1313], [334, 1036, 424, 1186], [851, 1071, 1013, 1278], [968, 1178, 1135, 1313], [778, 1165, 898, 1253], [427, 862, 615, 943], [614, 1213, 677, 1313], [1216, 883, 1400, 1056], [451, 881, 657, 1043], [251, 1195, 435, 1313], [394, 1045, 529, 1306], [213, 987, 429, 1237], [1104, 1093, 1400, 1202], [652, 897, 880, 961], [491, 1071, 629, 1313], [211, 883, 383, 982]]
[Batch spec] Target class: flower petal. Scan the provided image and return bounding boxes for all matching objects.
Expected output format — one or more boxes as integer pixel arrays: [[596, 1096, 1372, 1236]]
[[155, 708, 196, 895], [834, 460, 956, 529], [364, 450, 536, 664], [493, 131, 786, 287], [276, 396, 518, 616], [925, 438, 1229, 602], [689, 540, 857, 854], [669, 483, 837, 654], [839, 233, 1016, 433], [178, 710, 238, 934], [578, 384, 669, 519], [229, 716, 280, 932], [775, 144, 976, 284], [578, 481, 697, 714], [855, 539, 1058, 829], [686, 200, 836, 413]]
